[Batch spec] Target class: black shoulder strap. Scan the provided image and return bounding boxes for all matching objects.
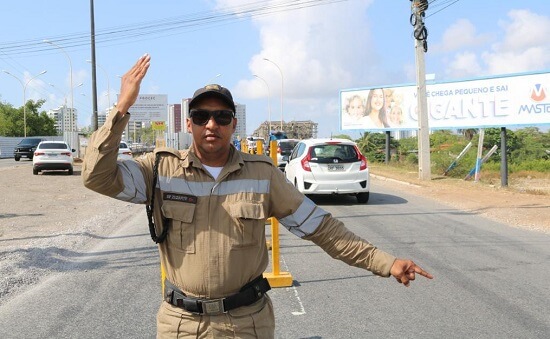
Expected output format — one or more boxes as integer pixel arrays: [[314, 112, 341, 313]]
[[146, 152, 169, 243]]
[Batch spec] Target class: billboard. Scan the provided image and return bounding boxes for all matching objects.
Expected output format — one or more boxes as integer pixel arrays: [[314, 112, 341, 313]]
[[121, 94, 168, 122], [340, 71, 550, 131]]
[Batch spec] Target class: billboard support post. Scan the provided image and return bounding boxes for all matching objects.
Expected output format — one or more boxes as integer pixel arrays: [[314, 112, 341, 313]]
[[500, 127, 508, 186]]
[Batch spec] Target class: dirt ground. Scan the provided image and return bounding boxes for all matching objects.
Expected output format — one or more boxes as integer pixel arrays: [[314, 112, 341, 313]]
[[0, 159, 549, 304]]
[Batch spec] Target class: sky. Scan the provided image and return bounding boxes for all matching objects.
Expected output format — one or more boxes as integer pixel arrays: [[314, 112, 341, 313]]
[[1, 0, 549, 138]]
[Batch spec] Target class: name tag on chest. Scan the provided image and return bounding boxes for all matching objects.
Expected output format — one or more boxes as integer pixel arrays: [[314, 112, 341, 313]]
[[163, 192, 198, 204]]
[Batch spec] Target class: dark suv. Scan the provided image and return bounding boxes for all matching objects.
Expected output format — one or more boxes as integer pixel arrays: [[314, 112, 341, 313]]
[[14, 137, 45, 161]]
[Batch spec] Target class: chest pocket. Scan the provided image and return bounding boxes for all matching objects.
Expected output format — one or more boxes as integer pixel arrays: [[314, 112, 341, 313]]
[[161, 200, 196, 253], [225, 202, 266, 249]]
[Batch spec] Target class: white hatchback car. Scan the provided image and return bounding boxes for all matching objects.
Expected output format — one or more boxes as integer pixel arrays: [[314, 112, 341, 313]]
[[284, 138, 370, 203], [32, 141, 75, 175], [118, 141, 133, 161]]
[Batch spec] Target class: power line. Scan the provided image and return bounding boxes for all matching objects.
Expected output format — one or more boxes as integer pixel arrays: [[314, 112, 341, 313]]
[[426, 0, 462, 18], [0, 0, 349, 57]]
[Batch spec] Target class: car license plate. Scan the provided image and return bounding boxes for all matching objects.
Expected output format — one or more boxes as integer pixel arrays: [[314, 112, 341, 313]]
[[327, 164, 344, 171], [47, 153, 58, 157]]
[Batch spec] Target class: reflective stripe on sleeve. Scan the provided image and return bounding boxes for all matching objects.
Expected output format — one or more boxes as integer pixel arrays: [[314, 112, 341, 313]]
[[279, 197, 329, 238], [114, 160, 148, 203]]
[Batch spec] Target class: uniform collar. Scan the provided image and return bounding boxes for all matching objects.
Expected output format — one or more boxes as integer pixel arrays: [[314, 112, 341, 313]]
[[183, 144, 244, 175]]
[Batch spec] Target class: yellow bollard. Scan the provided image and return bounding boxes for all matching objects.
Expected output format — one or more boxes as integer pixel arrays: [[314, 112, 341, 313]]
[[256, 140, 263, 155], [269, 140, 277, 165], [263, 218, 293, 287]]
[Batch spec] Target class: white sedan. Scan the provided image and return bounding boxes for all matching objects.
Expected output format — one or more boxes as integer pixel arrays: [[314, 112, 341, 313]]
[[32, 141, 75, 175], [118, 142, 133, 161], [284, 138, 370, 203]]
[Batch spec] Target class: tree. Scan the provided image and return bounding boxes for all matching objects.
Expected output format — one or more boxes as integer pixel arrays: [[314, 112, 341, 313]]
[[0, 100, 57, 136], [331, 134, 352, 140], [511, 127, 548, 163], [355, 132, 396, 162]]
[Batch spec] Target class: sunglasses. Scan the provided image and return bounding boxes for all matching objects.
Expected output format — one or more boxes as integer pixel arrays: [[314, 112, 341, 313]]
[[190, 109, 235, 126]]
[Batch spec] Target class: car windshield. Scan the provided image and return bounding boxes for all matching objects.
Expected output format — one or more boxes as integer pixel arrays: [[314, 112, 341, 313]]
[[120, 142, 129, 148], [38, 143, 68, 150], [308, 144, 359, 163], [18, 138, 43, 146], [280, 141, 298, 151]]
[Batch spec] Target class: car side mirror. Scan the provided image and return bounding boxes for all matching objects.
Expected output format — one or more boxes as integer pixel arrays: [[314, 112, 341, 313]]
[[71, 149, 76, 152], [282, 155, 289, 162]]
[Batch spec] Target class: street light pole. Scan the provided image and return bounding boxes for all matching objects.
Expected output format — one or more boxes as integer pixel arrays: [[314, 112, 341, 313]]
[[44, 40, 75, 132], [253, 74, 272, 136], [207, 73, 222, 85], [87, 60, 110, 108], [263, 58, 283, 130], [2, 70, 47, 137]]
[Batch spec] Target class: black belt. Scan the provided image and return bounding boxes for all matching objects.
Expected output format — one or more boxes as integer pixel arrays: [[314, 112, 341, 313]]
[[164, 276, 271, 316]]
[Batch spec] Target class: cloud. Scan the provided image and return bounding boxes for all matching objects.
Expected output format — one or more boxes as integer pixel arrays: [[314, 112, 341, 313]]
[[442, 9, 550, 78], [482, 9, 550, 74], [215, 0, 378, 136], [445, 51, 482, 78], [432, 18, 491, 53], [223, 0, 376, 99]]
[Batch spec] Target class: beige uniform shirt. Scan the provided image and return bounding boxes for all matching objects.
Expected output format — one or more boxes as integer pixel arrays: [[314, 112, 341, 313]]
[[82, 108, 396, 299]]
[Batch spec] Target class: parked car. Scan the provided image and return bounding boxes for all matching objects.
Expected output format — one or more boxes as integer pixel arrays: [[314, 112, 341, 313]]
[[32, 141, 75, 175], [284, 138, 370, 203], [14, 137, 45, 161], [118, 141, 133, 160], [275, 139, 300, 169]]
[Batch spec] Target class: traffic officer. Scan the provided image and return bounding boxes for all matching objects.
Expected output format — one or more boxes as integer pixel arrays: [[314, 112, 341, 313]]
[[82, 54, 433, 338]]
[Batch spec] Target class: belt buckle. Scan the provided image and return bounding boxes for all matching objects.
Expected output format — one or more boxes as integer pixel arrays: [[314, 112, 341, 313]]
[[201, 298, 226, 315]]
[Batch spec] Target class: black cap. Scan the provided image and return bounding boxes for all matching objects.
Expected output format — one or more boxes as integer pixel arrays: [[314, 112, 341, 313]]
[[189, 84, 236, 112]]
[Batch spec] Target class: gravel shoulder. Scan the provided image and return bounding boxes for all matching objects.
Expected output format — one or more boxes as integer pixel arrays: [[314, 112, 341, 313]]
[[0, 160, 548, 306], [0, 160, 143, 305]]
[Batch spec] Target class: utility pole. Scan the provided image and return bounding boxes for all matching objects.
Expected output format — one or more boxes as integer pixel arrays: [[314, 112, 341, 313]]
[[90, 0, 99, 131], [411, 0, 431, 180]]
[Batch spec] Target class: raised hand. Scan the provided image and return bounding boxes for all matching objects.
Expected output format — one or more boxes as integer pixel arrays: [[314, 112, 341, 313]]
[[117, 53, 151, 115]]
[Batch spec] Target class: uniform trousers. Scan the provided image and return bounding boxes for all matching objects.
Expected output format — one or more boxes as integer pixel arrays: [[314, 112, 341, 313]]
[[156, 294, 274, 338]]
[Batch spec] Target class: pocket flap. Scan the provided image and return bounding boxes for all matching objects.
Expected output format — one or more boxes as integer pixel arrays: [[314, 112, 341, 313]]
[[227, 202, 265, 220], [161, 200, 195, 223]]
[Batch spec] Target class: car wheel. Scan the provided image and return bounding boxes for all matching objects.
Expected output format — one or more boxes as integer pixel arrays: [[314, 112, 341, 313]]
[[14, 156, 20, 161], [33, 168, 38, 175], [356, 192, 370, 204], [68, 167, 74, 175]]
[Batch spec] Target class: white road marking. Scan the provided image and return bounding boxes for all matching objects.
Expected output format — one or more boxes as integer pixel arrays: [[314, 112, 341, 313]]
[[280, 255, 306, 315]]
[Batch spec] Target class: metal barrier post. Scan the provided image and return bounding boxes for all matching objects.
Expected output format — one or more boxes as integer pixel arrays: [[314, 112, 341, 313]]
[[263, 140, 293, 287], [269, 139, 277, 163], [256, 140, 263, 155], [264, 218, 293, 287]]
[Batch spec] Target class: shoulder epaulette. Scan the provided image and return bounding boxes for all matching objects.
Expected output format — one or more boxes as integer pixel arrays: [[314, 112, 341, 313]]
[[240, 152, 275, 166], [153, 147, 184, 159]]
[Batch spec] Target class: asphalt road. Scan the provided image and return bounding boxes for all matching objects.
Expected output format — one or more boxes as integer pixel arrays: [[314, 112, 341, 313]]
[[1, 178, 549, 338]]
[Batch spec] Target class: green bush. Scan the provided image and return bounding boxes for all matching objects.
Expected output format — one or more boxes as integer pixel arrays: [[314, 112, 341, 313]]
[[510, 159, 550, 172], [405, 153, 418, 165]]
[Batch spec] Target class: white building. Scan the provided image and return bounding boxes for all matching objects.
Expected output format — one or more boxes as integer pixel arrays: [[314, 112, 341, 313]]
[[47, 105, 78, 134], [234, 103, 246, 141]]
